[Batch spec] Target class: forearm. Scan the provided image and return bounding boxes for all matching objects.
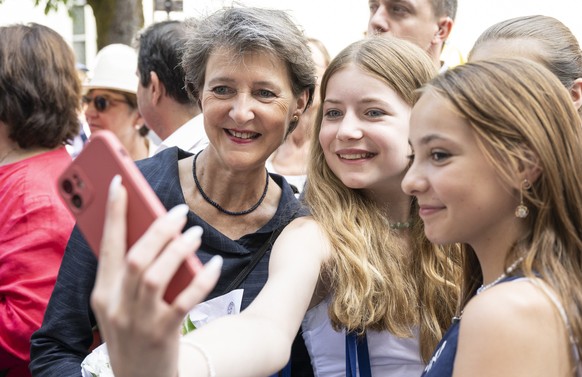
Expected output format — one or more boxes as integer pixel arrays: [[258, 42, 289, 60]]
[[179, 313, 293, 377]]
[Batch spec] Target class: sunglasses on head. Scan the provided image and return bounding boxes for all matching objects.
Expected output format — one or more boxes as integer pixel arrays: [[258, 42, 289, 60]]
[[82, 95, 130, 112]]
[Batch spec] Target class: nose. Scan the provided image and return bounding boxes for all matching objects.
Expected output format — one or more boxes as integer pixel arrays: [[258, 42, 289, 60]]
[[368, 5, 390, 35], [229, 94, 255, 126], [335, 116, 363, 141], [401, 161, 427, 196], [84, 103, 98, 119]]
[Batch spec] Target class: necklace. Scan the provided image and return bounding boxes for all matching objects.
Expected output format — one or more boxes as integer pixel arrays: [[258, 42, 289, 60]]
[[476, 255, 525, 295], [390, 220, 412, 230], [192, 150, 269, 216], [452, 255, 525, 324]]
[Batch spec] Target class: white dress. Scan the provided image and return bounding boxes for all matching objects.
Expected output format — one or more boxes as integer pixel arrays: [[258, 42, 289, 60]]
[[302, 296, 425, 377]]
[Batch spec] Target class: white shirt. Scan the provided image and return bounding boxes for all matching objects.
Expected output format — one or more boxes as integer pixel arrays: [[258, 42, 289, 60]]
[[302, 296, 425, 376], [154, 113, 209, 155], [265, 158, 306, 196]]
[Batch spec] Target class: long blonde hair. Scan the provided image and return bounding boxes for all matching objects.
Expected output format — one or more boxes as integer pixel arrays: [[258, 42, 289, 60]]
[[303, 36, 462, 361], [427, 58, 582, 358]]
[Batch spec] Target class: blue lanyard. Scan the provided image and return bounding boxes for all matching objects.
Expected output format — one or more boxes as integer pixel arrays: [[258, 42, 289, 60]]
[[346, 332, 372, 377], [270, 360, 291, 377]]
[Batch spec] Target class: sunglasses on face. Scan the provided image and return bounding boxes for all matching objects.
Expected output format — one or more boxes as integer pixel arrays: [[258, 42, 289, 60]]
[[82, 95, 130, 112]]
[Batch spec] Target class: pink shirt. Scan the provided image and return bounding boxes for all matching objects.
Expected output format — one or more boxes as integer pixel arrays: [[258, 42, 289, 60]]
[[0, 147, 74, 377]]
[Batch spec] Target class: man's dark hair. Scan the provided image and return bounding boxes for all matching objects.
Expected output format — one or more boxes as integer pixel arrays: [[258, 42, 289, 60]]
[[134, 20, 194, 105]]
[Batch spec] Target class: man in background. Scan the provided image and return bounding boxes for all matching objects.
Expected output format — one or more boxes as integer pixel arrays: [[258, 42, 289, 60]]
[[367, 0, 457, 70], [135, 20, 208, 154]]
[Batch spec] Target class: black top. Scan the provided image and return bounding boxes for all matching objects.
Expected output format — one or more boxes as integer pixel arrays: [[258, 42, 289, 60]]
[[30, 147, 309, 376]]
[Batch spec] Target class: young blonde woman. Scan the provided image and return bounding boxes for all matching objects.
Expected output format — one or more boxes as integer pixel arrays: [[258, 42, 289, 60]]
[[403, 58, 582, 376], [300, 36, 461, 375]]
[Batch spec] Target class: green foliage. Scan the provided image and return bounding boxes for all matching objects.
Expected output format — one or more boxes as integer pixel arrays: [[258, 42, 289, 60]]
[[0, 0, 72, 15], [33, 0, 71, 15]]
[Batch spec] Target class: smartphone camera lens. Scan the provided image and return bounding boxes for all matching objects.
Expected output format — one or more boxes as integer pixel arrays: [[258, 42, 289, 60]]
[[62, 179, 74, 194], [71, 194, 83, 209]]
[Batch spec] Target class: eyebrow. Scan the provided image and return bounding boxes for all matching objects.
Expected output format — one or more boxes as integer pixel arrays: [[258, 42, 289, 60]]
[[207, 77, 235, 86], [323, 97, 398, 109], [207, 77, 280, 88], [417, 134, 448, 145]]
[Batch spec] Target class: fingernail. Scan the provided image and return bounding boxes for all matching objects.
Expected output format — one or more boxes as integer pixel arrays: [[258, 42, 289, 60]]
[[108, 175, 122, 201], [166, 204, 189, 222], [205, 255, 223, 273], [182, 226, 203, 243]]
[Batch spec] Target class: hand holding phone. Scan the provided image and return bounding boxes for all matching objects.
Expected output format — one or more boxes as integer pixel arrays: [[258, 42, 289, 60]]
[[58, 130, 201, 302]]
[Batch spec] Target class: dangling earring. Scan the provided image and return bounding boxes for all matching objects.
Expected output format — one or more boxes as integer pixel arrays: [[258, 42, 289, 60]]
[[515, 179, 531, 218]]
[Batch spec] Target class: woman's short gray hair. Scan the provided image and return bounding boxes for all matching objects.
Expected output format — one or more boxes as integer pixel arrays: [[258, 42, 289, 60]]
[[182, 7, 316, 117]]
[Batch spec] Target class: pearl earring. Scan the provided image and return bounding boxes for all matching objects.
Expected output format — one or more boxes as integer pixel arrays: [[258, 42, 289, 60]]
[[515, 179, 531, 218]]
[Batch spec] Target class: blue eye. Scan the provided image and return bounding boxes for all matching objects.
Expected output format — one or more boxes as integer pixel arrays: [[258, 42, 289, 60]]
[[257, 89, 275, 98], [365, 109, 386, 118], [324, 109, 342, 118], [211, 86, 232, 95]]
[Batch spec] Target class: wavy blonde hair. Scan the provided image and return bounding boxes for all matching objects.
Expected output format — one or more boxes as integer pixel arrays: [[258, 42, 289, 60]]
[[427, 58, 582, 358], [303, 36, 462, 361]]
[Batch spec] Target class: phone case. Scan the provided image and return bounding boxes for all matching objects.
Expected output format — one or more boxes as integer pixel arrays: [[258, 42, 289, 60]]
[[58, 130, 201, 302]]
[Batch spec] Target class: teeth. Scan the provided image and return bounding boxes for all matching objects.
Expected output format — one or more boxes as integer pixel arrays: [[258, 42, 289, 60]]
[[227, 130, 258, 139], [339, 153, 373, 160]]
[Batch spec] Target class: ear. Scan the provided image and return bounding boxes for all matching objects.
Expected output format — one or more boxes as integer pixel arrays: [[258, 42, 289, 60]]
[[433, 17, 453, 44], [149, 71, 164, 105], [516, 147, 542, 187], [134, 112, 146, 129], [295, 89, 310, 115], [570, 78, 582, 112]]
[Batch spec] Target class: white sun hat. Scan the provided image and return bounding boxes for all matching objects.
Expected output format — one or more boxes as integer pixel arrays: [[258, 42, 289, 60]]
[[84, 44, 138, 94]]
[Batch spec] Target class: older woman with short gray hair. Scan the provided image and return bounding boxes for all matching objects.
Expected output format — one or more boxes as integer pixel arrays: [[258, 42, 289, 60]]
[[30, 6, 316, 377]]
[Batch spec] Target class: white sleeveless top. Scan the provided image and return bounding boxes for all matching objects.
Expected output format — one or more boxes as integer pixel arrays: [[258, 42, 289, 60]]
[[302, 297, 425, 377]]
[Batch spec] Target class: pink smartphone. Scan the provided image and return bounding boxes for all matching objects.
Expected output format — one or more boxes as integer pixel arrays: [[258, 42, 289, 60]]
[[58, 130, 202, 303]]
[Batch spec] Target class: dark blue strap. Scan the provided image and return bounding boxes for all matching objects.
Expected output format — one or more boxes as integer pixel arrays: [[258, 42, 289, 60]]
[[269, 359, 291, 377], [346, 332, 358, 377], [346, 332, 372, 377]]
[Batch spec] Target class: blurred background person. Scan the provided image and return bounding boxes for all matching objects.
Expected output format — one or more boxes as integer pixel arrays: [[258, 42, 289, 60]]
[[0, 23, 79, 377], [267, 37, 330, 195], [82, 43, 155, 161], [468, 15, 582, 118], [135, 20, 208, 155], [367, 0, 457, 71], [66, 63, 91, 159]]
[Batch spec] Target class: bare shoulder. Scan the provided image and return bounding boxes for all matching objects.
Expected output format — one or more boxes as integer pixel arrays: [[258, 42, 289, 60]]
[[454, 279, 572, 376], [463, 278, 557, 326], [274, 216, 332, 261]]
